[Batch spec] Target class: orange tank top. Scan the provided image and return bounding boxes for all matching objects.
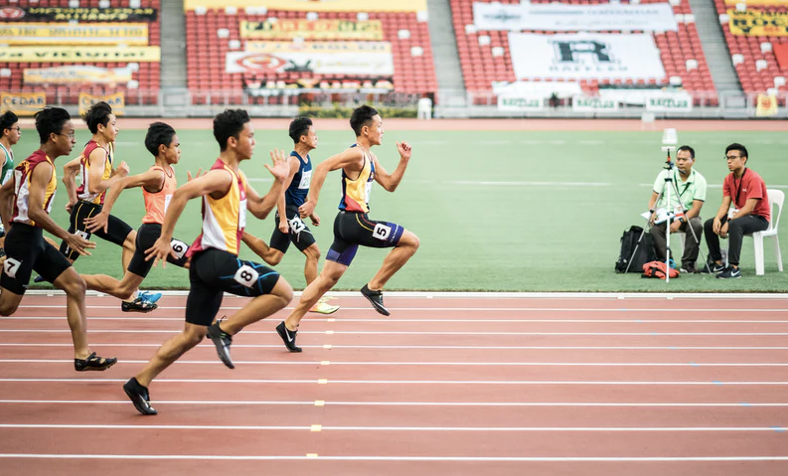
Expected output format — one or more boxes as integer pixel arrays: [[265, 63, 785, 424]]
[[141, 165, 177, 225]]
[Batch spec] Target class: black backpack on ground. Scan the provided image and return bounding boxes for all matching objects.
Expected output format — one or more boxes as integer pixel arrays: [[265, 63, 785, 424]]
[[615, 226, 657, 273]]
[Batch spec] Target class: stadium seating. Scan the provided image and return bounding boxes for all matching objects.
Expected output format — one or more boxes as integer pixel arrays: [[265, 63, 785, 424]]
[[0, 0, 161, 105], [713, 0, 788, 99], [185, 8, 437, 105], [451, 0, 716, 105]]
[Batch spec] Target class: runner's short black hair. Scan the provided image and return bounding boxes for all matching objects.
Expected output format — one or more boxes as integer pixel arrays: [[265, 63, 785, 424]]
[[82, 101, 114, 134], [350, 105, 379, 137], [289, 116, 313, 144], [34, 107, 71, 145], [725, 143, 748, 160], [213, 109, 250, 151], [0, 111, 18, 133], [145, 122, 177, 157]]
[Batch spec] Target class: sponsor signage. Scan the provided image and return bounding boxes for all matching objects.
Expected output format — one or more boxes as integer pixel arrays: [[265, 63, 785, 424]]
[[0, 23, 148, 45], [0, 46, 160, 63], [240, 19, 383, 40], [729, 9, 788, 36], [497, 95, 545, 111], [228, 42, 393, 76], [184, 0, 426, 12], [24, 66, 132, 85], [0, 7, 157, 21], [0, 92, 46, 116], [646, 92, 693, 112], [572, 96, 619, 112], [79, 92, 125, 116]]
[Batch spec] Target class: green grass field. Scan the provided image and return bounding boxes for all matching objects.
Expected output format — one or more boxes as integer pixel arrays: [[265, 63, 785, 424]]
[[13, 126, 788, 292]]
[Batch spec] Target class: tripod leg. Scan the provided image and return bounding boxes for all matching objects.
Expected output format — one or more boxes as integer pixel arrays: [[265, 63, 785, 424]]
[[625, 217, 652, 274]]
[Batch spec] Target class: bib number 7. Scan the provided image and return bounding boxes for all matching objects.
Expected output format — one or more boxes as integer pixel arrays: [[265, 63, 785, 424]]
[[3, 258, 22, 279]]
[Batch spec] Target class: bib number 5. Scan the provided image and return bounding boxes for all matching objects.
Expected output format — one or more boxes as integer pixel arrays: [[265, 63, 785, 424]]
[[373, 223, 392, 241], [234, 264, 259, 288]]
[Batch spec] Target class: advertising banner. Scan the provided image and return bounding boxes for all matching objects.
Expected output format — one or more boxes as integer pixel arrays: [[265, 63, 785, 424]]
[[0, 23, 148, 45], [184, 0, 426, 12], [0, 92, 46, 116], [508, 33, 665, 81], [228, 42, 393, 76], [79, 92, 125, 117], [572, 96, 619, 112], [24, 66, 132, 86], [724, 0, 788, 5], [729, 9, 788, 36], [755, 93, 778, 116], [497, 95, 545, 111], [645, 92, 693, 112], [240, 19, 383, 40], [473, 2, 677, 31], [0, 46, 160, 63], [0, 7, 157, 21], [244, 77, 394, 94]]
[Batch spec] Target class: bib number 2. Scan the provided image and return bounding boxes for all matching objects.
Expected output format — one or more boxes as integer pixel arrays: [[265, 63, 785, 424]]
[[234, 264, 259, 288], [288, 216, 306, 234]]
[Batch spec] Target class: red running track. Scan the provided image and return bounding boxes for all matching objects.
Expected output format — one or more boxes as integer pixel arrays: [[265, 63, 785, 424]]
[[1, 293, 788, 475]]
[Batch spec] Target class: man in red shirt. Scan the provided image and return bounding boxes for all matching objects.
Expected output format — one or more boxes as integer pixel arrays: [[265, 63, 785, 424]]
[[703, 143, 770, 278]]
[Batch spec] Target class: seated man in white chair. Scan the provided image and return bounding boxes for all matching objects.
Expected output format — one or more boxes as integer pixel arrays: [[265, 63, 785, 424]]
[[703, 143, 770, 279], [647, 145, 706, 274]]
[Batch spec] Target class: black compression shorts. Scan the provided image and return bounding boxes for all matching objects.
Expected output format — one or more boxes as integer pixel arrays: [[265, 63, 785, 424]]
[[326, 211, 404, 266], [1, 224, 72, 294], [127, 223, 190, 278], [60, 200, 133, 261], [269, 205, 317, 254]]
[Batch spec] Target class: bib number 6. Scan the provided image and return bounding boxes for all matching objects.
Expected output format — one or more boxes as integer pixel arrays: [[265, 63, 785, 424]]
[[234, 264, 259, 288], [170, 239, 188, 259]]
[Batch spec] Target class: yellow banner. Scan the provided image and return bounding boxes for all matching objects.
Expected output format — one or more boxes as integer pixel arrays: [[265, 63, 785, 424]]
[[729, 9, 788, 36], [0, 46, 160, 63], [24, 66, 132, 85], [725, 0, 788, 5], [184, 0, 426, 12], [79, 92, 125, 117], [240, 19, 383, 40], [1, 92, 46, 117], [245, 41, 392, 53], [756, 94, 778, 117], [0, 23, 148, 45]]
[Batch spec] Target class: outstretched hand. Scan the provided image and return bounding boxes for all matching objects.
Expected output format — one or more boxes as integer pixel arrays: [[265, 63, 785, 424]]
[[187, 168, 203, 182], [144, 236, 177, 268], [265, 149, 290, 181]]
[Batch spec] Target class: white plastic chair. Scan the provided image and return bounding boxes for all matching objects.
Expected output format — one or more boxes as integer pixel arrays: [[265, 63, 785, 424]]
[[746, 189, 784, 275]]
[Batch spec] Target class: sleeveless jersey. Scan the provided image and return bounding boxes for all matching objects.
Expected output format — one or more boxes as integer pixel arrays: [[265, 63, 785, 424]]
[[0, 142, 14, 185], [11, 149, 57, 227], [141, 165, 177, 225], [284, 151, 312, 208], [338, 144, 375, 213], [188, 159, 248, 257], [76, 139, 113, 205]]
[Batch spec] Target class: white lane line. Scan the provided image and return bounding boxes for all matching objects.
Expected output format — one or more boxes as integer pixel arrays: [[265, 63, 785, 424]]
[[0, 423, 783, 432], [19, 305, 788, 312], [3, 359, 788, 367], [2, 400, 786, 407], [6, 317, 788, 323], [3, 343, 788, 350], [1, 378, 787, 385], [5, 329, 788, 336], [3, 454, 788, 462]]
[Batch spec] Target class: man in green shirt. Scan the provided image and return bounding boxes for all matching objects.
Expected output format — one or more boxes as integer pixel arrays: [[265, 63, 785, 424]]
[[0, 111, 20, 248], [646, 145, 707, 274]]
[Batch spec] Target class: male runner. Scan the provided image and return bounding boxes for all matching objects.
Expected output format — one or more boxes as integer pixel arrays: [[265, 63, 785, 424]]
[[0, 111, 20, 253], [242, 116, 339, 314], [58, 101, 159, 311], [81, 122, 193, 300], [275, 105, 420, 352], [123, 109, 293, 415], [0, 107, 116, 371]]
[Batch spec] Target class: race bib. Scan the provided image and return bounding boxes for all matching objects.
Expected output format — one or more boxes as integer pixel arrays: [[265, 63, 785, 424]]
[[75, 230, 90, 239], [3, 257, 22, 279], [288, 216, 306, 234], [364, 181, 373, 205], [298, 170, 312, 190], [239, 198, 247, 228], [234, 264, 259, 288], [170, 239, 188, 259], [373, 223, 392, 241], [164, 194, 173, 214]]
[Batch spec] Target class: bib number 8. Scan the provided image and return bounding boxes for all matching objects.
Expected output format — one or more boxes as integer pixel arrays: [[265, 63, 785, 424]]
[[288, 216, 306, 234], [234, 264, 259, 288], [170, 239, 188, 259]]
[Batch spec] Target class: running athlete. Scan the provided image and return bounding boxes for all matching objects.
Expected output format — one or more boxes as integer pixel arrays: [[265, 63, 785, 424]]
[[275, 105, 419, 352], [242, 116, 339, 314], [80, 122, 193, 301], [0, 111, 20, 252], [123, 109, 293, 415], [59, 101, 159, 312], [0, 107, 116, 371]]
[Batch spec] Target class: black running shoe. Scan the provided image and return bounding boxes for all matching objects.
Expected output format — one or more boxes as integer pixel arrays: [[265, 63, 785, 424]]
[[360, 284, 390, 316], [276, 321, 302, 353], [123, 377, 157, 415], [207, 321, 235, 369], [121, 297, 158, 313], [716, 266, 742, 279], [700, 261, 726, 274], [33, 275, 46, 284]]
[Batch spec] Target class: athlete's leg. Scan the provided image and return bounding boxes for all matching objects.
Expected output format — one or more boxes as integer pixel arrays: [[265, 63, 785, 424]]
[[217, 277, 293, 335], [243, 231, 284, 266], [82, 271, 144, 301], [367, 230, 420, 290], [285, 259, 347, 331], [302, 243, 320, 285], [51, 267, 92, 360], [134, 322, 207, 387], [0, 288, 24, 316]]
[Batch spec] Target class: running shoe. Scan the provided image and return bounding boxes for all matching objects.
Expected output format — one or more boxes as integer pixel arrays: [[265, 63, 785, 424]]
[[360, 284, 390, 316], [207, 321, 235, 369], [123, 377, 157, 415], [716, 266, 741, 279], [309, 296, 339, 315], [275, 321, 302, 353], [138, 291, 162, 304], [121, 297, 158, 313]]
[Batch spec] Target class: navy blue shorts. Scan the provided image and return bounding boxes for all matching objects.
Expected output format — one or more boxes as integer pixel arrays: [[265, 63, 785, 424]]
[[326, 211, 404, 267]]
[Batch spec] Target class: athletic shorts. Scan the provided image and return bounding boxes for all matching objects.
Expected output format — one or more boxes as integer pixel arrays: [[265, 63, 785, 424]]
[[60, 200, 133, 261], [127, 223, 190, 278], [269, 205, 316, 254], [1, 224, 72, 294], [326, 211, 405, 267], [185, 248, 281, 327]]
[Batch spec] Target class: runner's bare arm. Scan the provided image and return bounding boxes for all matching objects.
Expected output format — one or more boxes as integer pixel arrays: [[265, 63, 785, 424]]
[[0, 178, 15, 232], [85, 168, 166, 233], [62, 157, 81, 211], [86, 148, 128, 195], [372, 141, 412, 192], [298, 147, 363, 218], [246, 149, 289, 219]]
